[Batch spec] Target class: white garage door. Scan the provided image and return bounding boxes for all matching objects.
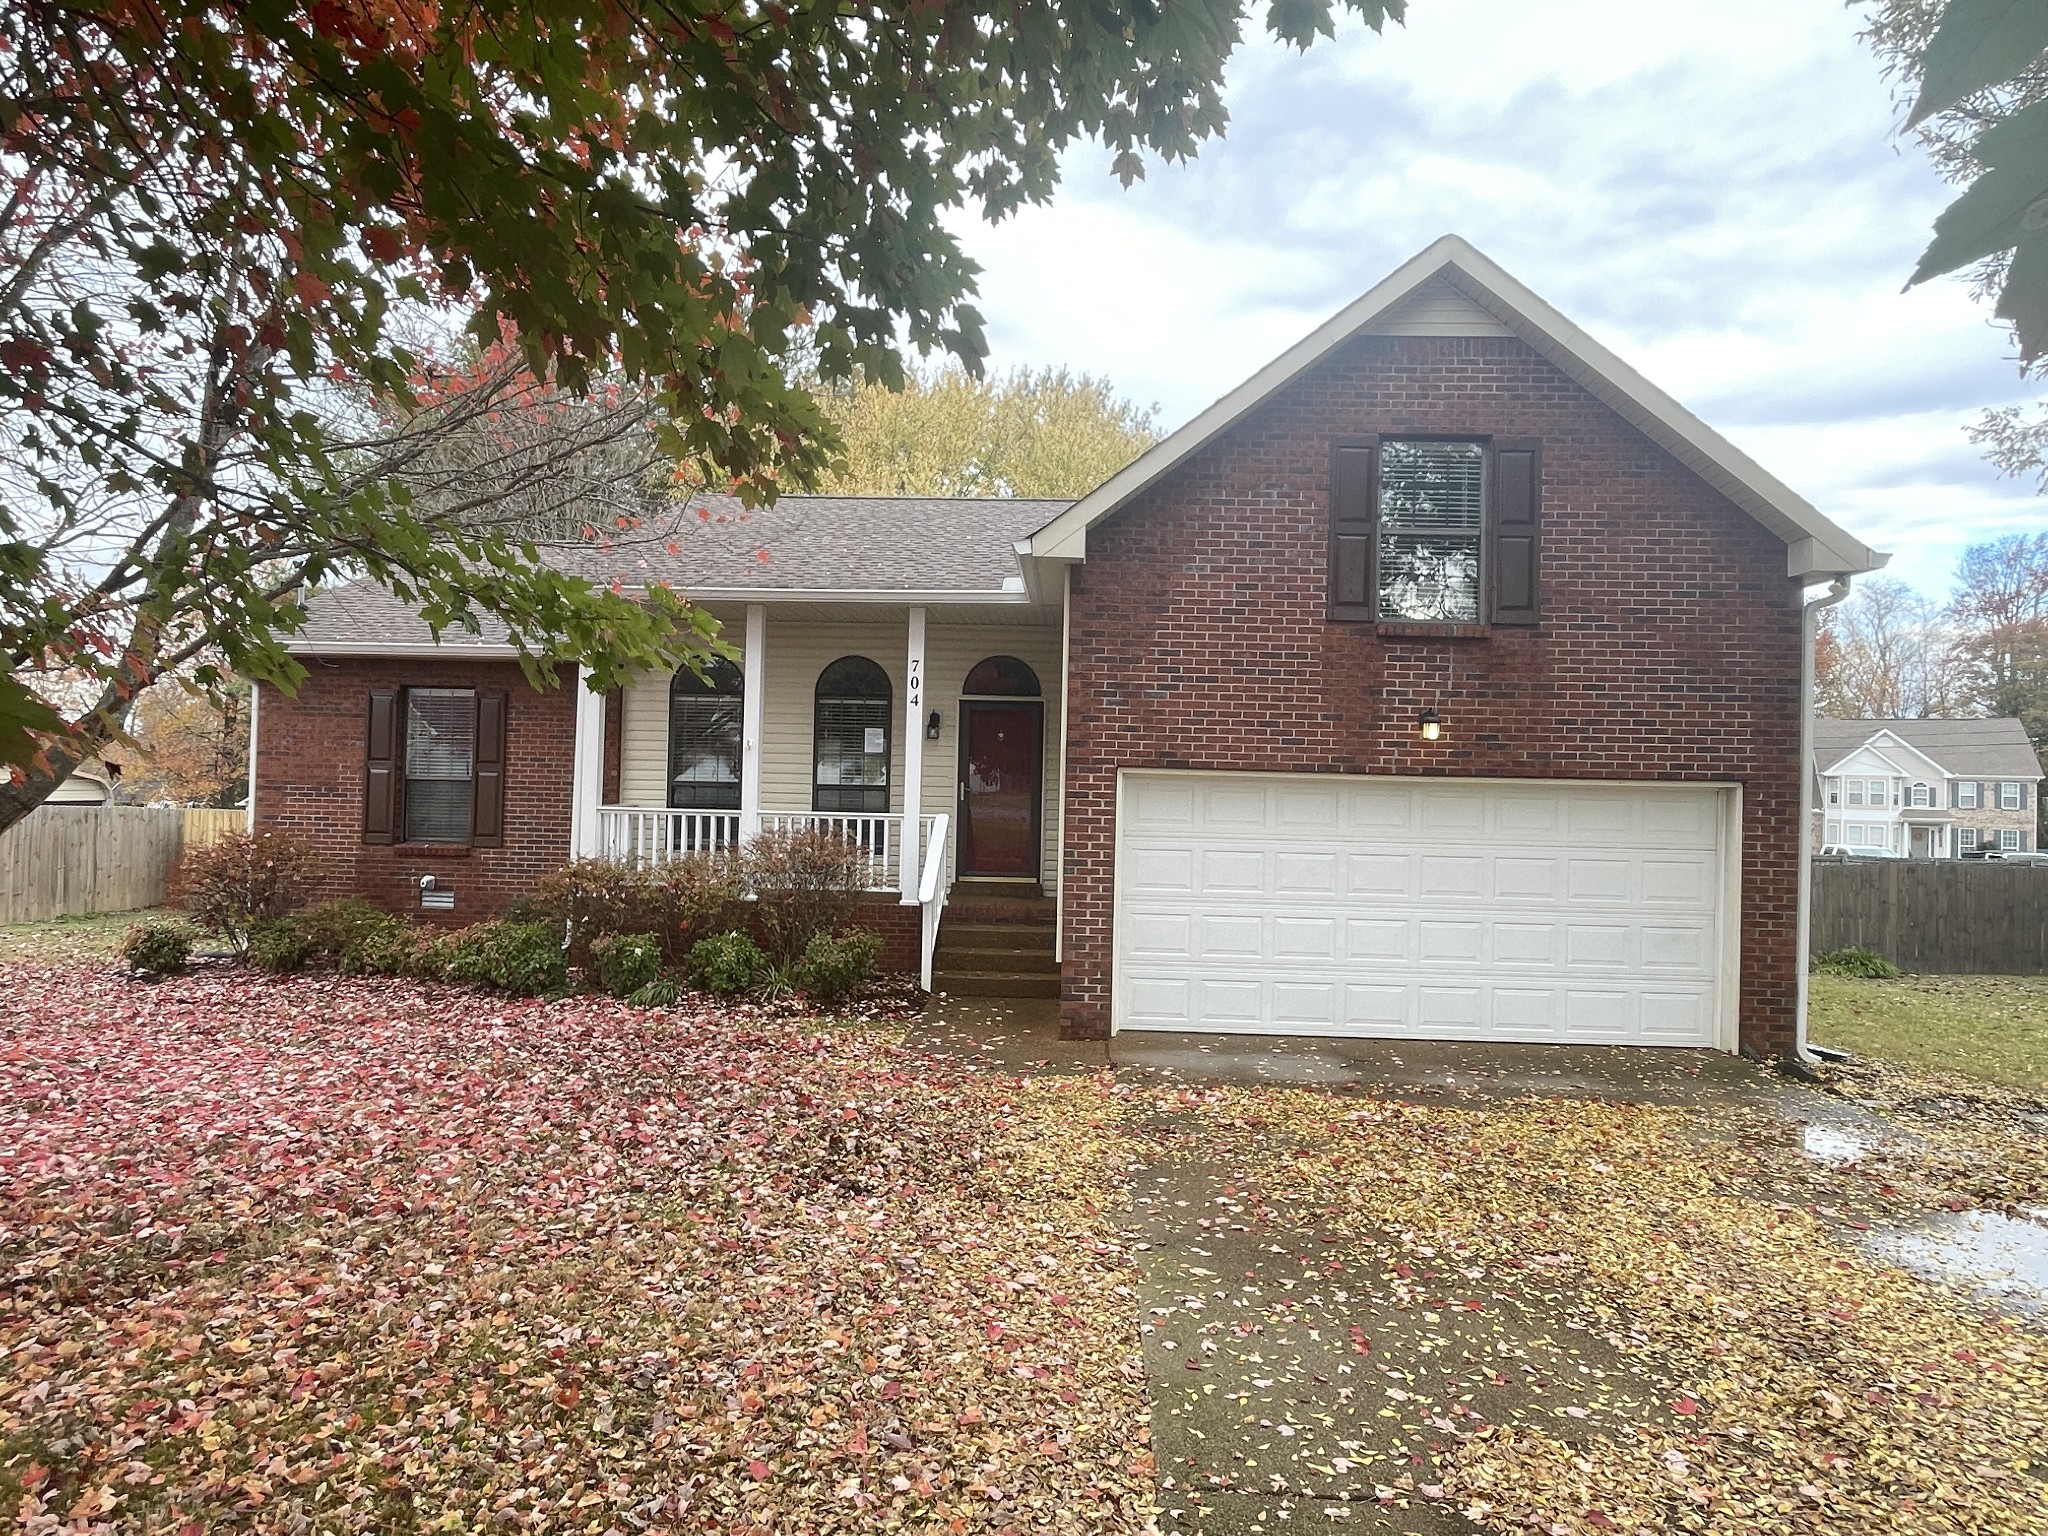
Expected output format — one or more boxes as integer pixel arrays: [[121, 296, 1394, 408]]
[[1114, 772, 1733, 1047]]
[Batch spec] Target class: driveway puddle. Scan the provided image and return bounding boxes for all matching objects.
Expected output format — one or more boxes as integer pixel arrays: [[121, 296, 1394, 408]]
[[1800, 1124, 1874, 1165], [1867, 1209, 2048, 1315]]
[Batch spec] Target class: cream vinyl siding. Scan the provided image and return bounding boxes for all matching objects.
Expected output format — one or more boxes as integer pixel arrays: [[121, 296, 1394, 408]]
[[615, 609, 1062, 892]]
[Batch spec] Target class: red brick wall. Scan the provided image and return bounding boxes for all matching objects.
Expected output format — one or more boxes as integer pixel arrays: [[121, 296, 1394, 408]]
[[1058, 334, 1807, 1057], [254, 657, 576, 920]]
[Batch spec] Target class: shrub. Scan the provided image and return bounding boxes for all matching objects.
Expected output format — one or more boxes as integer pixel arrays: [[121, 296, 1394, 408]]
[[296, 898, 404, 973], [626, 979, 681, 1009], [795, 929, 882, 1008], [1812, 946, 1902, 979], [688, 930, 770, 999], [173, 829, 325, 953], [352, 918, 438, 978], [246, 917, 317, 974], [530, 854, 749, 965], [445, 920, 568, 996], [590, 932, 663, 998], [658, 853, 750, 948], [743, 829, 867, 967], [119, 920, 193, 975]]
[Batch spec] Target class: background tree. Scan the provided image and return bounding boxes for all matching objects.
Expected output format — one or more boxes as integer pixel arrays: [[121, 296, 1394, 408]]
[[813, 367, 1160, 498], [125, 678, 250, 808], [1946, 531, 2048, 747], [0, 0, 1409, 833], [1816, 576, 1962, 717]]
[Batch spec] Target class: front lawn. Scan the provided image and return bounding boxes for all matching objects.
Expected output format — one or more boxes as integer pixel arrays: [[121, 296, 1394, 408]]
[[0, 960, 1151, 1532], [1809, 972, 2048, 1093]]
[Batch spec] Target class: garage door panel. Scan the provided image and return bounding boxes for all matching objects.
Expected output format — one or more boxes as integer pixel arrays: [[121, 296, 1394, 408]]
[[1115, 774, 1727, 1047]]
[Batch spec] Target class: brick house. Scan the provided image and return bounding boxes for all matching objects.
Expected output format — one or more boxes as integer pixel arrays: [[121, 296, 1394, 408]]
[[1812, 718, 2043, 857], [253, 237, 1885, 1059]]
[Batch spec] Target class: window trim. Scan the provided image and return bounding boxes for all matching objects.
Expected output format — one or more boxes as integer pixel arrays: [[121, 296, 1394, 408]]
[[2002, 827, 2024, 851], [1956, 780, 1979, 809], [2000, 781, 2023, 810], [1910, 783, 1932, 808]]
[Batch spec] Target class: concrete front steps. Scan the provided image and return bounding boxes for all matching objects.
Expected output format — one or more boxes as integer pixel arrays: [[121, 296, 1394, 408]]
[[931, 883, 1058, 999]]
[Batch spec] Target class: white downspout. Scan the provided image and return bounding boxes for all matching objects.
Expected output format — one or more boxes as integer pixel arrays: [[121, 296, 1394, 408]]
[[244, 681, 260, 833], [1795, 576, 1852, 1062]]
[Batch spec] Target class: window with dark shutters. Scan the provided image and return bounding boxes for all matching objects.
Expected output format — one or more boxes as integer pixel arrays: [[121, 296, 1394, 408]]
[[363, 689, 399, 844], [1488, 441, 1541, 625]]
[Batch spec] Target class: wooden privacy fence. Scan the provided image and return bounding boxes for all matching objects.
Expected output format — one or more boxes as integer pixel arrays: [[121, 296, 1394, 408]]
[[0, 805, 244, 926], [1811, 860, 2048, 974]]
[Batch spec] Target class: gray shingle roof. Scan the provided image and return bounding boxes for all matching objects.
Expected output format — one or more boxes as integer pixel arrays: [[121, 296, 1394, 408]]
[[292, 493, 1070, 651], [1814, 718, 2043, 780]]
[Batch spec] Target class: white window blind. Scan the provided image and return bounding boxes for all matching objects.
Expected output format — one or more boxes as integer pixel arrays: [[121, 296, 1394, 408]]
[[1377, 440, 1484, 623], [405, 688, 475, 843]]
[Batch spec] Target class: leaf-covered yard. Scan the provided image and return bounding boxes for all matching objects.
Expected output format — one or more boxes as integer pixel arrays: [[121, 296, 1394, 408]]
[[0, 961, 1151, 1532], [2, 943, 2046, 1535]]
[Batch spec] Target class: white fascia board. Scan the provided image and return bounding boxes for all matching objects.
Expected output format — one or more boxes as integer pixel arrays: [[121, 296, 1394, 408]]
[[288, 640, 521, 658], [1861, 732, 1949, 782], [1028, 234, 1889, 578], [1819, 742, 1910, 778], [652, 585, 1034, 606]]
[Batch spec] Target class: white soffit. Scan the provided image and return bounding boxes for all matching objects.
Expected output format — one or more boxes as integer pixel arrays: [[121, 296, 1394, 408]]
[[1027, 235, 1886, 581]]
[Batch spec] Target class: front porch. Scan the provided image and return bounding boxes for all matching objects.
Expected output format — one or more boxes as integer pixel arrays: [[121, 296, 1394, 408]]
[[562, 600, 1064, 987]]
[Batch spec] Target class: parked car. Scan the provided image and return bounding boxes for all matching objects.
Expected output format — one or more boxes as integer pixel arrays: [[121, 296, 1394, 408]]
[[1960, 846, 2006, 861], [1817, 844, 1903, 860]]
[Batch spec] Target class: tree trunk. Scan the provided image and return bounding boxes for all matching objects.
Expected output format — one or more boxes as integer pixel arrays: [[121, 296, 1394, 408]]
[[0, 719, 107, 836]]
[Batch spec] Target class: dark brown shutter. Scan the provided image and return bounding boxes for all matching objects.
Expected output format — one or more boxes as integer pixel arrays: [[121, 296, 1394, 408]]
[[1488, 441, 1541, 625], [472, 691, 507, 847], [1329, 444, 1376, 620], [363, 688, 399, 844]]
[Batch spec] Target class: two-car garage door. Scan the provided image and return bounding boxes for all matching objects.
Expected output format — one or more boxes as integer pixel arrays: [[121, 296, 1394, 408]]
[[1113, 772, 1735, 1047]]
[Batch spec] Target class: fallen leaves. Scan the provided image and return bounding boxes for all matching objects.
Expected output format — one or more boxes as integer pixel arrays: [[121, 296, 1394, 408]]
[[0, 960, 1153, 1532]]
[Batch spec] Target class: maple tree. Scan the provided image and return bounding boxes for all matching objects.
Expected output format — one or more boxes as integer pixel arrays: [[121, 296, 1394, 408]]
[[0, 0, 1411, 830]]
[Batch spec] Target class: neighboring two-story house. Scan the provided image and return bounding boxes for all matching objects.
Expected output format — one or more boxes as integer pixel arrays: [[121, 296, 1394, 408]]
[[1812, 718, 2044, 857], [253, 236, 1887, 1057]]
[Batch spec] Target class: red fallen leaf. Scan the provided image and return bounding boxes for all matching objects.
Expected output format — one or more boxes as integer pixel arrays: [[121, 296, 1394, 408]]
[[1349, 1327, 1371, 1355], [958, 1408, 983, 1426], [1586, 1512, 1615, 1530], [1184, 1359, 1202, 1371], [1954, 1349, 1977, 1363], [1672, 1398, 1700, 1415], [747, 1459, 770, 1479]]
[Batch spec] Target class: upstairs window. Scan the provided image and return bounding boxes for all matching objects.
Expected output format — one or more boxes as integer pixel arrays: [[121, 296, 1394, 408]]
[[1376, 440, 1485, 623], [2001, 781, 2024, 810], [813, 656, 892, 813], [1824, 778, 1840, 807], [1956, 781, 1980, 809], [1845, 781, 1864, 807], [1910, 783, 1932, 808], [668, 657, 743, 810], [1329, 438, 1540, 626]]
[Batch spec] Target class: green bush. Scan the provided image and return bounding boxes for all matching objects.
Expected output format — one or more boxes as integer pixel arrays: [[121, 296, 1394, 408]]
[[246, 917, 317, 974], [172, 829, 325, 953], [296, 897, 405, 973], [795, 929, 882, 1008], [529, 853, 749, 964], [1812, 946, 1902, 979], [445, 920, 568, 996], [590, 931, 663, 998], [625, 979, 681, 1008], [688, 930, 770, 999], [119, 920, 193, 975], [743, 830, 868, 967]]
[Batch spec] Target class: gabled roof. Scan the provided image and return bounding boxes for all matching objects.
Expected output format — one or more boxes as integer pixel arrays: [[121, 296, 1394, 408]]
[[1813, 718, 2044, 780], [1025, 235, 1887, 581]]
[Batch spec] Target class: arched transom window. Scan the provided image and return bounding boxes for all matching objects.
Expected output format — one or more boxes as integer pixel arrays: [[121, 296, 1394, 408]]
[[814, 656, 892, 813], [668, 657, 743, 810], [963, 655, 1041, 697]]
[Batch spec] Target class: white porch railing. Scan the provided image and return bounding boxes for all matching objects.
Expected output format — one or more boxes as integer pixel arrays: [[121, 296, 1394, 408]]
[[917, 814, 951, 991], [593, 808, 943, 898], [594, 808, 742, 864]]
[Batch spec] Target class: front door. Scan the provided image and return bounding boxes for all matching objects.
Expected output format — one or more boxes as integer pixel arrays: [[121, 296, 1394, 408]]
[[959, 702, 1042, 878]]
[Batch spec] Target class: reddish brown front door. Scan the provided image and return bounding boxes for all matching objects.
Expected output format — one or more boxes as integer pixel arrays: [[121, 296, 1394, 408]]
[[959, 702, 1042, 878]]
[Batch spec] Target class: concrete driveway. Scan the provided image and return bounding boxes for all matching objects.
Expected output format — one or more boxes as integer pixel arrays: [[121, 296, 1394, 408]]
[[912, 998, 1965, 1534]]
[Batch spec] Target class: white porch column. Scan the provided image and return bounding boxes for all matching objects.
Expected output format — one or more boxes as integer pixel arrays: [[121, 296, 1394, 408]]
[[900, 606, 927, 904], [569, 667, 607, 858], [740, 604, 766, 843]]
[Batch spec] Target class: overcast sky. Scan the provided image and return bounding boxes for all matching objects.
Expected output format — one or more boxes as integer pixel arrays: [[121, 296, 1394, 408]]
[[946, 0, 2045, 597]]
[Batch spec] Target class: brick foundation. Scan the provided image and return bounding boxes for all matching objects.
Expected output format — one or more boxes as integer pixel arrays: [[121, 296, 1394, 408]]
[[1057, 334, 1806, 1057]]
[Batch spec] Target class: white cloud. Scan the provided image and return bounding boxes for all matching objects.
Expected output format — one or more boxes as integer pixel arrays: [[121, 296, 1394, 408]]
[[949, 0, 2048, 597]]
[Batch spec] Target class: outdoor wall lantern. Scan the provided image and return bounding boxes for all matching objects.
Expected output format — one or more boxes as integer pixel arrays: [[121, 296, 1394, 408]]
[[1418, 707, 1443, 742], [926, 710, 943, 740]]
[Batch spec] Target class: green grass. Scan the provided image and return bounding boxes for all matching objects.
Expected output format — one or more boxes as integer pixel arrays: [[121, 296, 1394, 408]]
[[0, 908, 171, 966], [1809, 972, 2048, 1094]]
